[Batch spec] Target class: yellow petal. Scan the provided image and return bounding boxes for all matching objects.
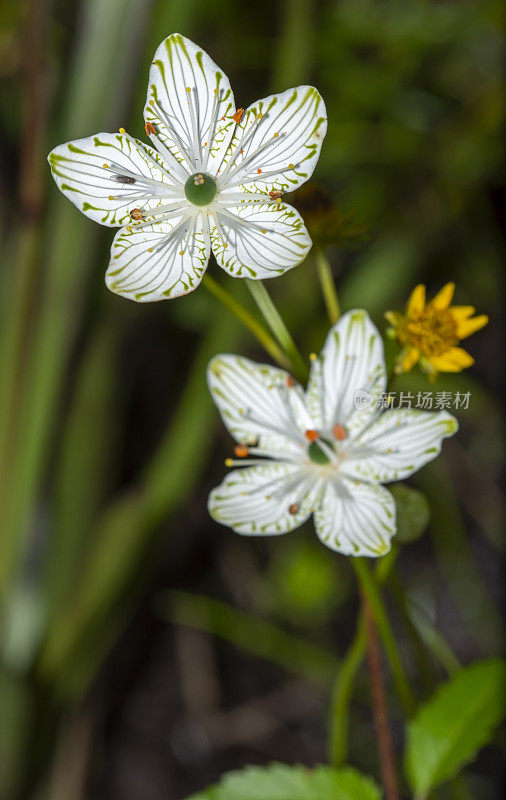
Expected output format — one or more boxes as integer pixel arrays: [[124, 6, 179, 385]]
[[450, 305, 475, 321], [406, 284, 425, 316], [427, 347, 474, 372], [401, 347, 420, 372], [384, 310, 402, 327], [456, 314, 488, 339], [431, 282, 455, 310]]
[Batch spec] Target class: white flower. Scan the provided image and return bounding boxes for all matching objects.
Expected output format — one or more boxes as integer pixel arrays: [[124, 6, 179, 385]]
[[47, 33, 327, 302], [208, 310, 458, 557]]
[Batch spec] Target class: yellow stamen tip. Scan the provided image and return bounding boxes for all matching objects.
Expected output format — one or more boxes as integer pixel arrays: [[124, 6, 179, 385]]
[[225, 458, 234, 467], [119, 127, 126, 134], [309, 352, 318, 361]]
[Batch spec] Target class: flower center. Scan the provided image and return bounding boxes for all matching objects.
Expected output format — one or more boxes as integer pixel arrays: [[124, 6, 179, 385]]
[[405, 308, 458, 357], [184, 172, 217, 206], [308, 437, 333, 465]]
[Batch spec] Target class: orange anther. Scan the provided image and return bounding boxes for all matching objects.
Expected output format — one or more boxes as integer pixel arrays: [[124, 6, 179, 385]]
[[145, 122, 156, 136], [130, 208, 143, 221], [286, 375, 297, 387], [232, 108, 244, 124], [288, 503, 299, 515], [305, 430, 319, 442], [333, 424, 347, 441], [257, 168, 262, 174], [234, 444, 250, 458], [269, 191, 283, 199]]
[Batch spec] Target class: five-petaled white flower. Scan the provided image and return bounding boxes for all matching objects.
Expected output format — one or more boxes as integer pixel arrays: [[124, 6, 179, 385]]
[[47, 33, 327, 302], [208, 310, 458, 557]]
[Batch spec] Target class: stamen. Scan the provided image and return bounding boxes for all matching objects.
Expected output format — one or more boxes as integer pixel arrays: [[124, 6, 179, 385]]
[[232, 108, 244, 124], [286, 376, 297, 387], [333, 424, 347, 441], [234, 444, 250, 458], [186, 86, 203, 168], [130, 208, 143, 221], [305, 430, 319, 442], [220, 132, 287, 189], [202, 88, 222, 171], [150, 98, 195, 171], [288, 503, 299, 515], [145, 121, 156, 136]]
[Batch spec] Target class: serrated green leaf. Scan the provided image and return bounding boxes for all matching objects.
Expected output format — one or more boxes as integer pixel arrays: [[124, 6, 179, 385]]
[[390, 484, 430, 544], [187, 763, 382, 800], [405, 659, 506, 798]]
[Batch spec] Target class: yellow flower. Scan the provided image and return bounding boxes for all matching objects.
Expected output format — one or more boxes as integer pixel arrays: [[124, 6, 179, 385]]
[[385, 282, 488, 380]]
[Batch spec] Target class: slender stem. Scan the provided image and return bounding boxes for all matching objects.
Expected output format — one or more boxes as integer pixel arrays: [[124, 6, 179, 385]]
[[329, 615, 367, 765], [328, 548, 397, 766], [245, 279, 308, 382], [315, 247, 341, 324], [352, 557, 416, 716], [362, 591, 400, 800], [202, 275, 292, 372]]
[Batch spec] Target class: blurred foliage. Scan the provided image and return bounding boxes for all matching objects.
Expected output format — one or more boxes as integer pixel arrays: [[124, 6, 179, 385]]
[[389, 484, 431, 544], [0, 0, 503, 798], [405, 660, 506, 797], [187, 763, 382, 800]]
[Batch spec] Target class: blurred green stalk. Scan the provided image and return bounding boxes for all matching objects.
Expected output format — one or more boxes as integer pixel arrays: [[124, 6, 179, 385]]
[[315, 248, 341, 323], [163, 591, 338, 687], [352, 557, 416, 717], [271, 0, 313, 90], [203, 274, 292, 371], [246, 279, 309, 381], [0, 0, 152, 604], [38, 306, 243, 697], [329, 549, 398, 766]]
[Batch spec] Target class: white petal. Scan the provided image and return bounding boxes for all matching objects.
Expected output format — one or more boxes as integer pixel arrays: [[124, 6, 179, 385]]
[[306, 309, 386, 433], [218, 85, 327, 194], [208, 462, 319, 535], [144, 33, 235, 174], [208, 354, 313, 457], [342, 409, 458, 483], [314, 478, 396, 557], [105, 213, 209, 302], [211, 201, 311, 279], [48, 132, 179, 227]]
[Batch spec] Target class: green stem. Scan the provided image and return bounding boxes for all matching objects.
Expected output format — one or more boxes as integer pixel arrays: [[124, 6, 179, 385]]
[[329, 548, 397, 766], [352, 557, 416, 716], [329, 615, 367, 766], [315, 247, 341, 324], [202, 275, 292, 372], [245, 278, 308, 381]]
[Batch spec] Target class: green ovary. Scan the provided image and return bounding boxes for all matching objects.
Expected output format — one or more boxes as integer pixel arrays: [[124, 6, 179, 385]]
[[308, 438, 333, 465], [184, 172, 217, 206]]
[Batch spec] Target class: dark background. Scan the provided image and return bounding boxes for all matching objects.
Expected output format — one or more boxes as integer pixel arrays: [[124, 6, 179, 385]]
[[0, 1, 504, 798]]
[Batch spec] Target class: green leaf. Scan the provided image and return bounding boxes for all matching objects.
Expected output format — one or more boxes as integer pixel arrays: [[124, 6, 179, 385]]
[[187, 764, 381, 800], [390, 484, 430, 544], [405, 659, 506, 798]]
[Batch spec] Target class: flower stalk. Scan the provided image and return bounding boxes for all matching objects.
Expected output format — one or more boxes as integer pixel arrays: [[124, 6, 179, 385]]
[[329, 548, 398, 766], [352, 557, 416, 716], [315, 247, 341, 324], [362, 589, 400, 800], [202, 275, 292, 372], [245, 278, 309, 382]]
